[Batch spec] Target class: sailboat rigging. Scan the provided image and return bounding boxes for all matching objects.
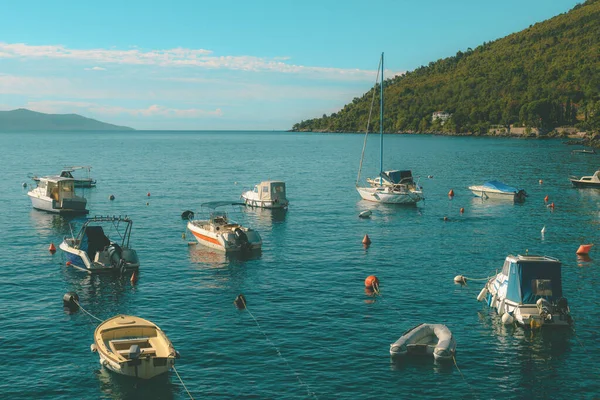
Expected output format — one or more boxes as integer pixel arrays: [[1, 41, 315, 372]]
[[355, 52, 424, 204]]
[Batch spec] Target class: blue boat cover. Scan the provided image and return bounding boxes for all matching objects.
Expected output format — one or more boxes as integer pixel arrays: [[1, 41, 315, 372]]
[[506, 260, 563, 304], [483, 180, 520, 193], [382, 170, 413, 184]]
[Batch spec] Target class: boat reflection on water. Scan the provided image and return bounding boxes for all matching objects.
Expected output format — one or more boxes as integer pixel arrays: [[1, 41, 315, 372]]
[[241, 206, 287, 230], [390, 353, 453, 373], [95, 366, 175, 399], [29, 209, 81, 236], [187, 243, 261, 267]]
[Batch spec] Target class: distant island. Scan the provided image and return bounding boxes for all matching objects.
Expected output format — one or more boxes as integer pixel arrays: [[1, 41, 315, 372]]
[[0, 109, 134, 131], [292, 0, 600, 139]]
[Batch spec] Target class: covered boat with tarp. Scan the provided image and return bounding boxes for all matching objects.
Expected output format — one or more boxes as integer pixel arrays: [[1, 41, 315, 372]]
[[477, 254, 572, 328], [469, 180, 527, 202]]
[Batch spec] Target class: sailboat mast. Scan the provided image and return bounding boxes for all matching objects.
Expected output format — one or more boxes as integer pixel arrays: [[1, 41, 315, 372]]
[[379, 52, 384, 181]]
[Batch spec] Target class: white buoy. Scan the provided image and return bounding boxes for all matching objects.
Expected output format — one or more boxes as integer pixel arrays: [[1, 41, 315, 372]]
[[498, 298, 506, 316], [477, 286, 488, 302], [454, 275, 467, 285], [359, 210, 372, 219], [501, 313, 514, 325], [490, 292, 498, 308], [541, 225, 546, 234]]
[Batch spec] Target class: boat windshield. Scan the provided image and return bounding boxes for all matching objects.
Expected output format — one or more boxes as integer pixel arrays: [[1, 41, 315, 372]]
[[210, 211, 229, 225]]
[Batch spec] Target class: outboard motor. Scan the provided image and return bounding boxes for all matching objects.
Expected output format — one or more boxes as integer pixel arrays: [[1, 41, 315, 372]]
[[106, 242, 124, 269], [234, 228, 251, 251], [536, 298, 553, 322], [556, 297, 573, 324]]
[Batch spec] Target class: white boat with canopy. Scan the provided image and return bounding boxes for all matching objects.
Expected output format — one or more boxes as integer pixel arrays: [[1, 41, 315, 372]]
[[356, 53, 423, 204], [186, 201, 262, 252], [90, 314, 179, 379], [241, 181, 289, 209], [478, 254, 573, 328], [27, 175, 88, 214]]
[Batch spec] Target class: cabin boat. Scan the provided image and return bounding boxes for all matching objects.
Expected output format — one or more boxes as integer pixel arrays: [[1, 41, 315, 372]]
[[187, 202, 262, 252], [27, 175, 88, 214], [241, 181, 289, 209], [390, 323, 456, 363], [477, 254, 573, 328], [60, 216, 139, 273], [31, 166, 96, 188], [569, 170, 600, 188], [469, 180, 527, 202], [90, 315, 179, 379]]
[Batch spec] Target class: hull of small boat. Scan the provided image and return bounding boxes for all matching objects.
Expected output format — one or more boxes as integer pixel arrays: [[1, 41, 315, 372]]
[[60, 241, 140, 273], [241, 193, 288, 209], [28, 193, 89, 214], [357, 186, 423, 204], [569, 179, 600, 188], [469, 186, 522, 201]]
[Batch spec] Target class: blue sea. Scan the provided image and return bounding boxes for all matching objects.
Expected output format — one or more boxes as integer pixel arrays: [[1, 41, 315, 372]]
[[1, 131, 599, 399]]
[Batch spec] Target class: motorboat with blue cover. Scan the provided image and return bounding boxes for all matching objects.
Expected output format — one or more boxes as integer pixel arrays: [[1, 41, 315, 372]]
[[477, 254, 572, 328], [390, 323, 456, 362], [469, 180, 527, 202], [60, 216, 139, 273]]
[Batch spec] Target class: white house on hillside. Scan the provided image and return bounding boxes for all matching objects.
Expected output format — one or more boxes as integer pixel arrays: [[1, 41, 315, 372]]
[[432, 111, 451, 124]]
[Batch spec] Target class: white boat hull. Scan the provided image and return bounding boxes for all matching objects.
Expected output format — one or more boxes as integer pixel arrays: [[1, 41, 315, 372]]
[[357, 186, 423, 204], [28, 192, 88, 214], [241, 193, 288, 209], [469, 186, 518, 200], [60, 241, 139, 273]]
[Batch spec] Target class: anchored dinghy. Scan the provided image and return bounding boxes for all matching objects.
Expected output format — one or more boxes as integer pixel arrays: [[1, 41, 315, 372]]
[[390, 323, 456, 362]]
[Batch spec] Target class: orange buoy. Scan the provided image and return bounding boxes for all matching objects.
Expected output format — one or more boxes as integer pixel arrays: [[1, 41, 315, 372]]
[[539, 179, 543, 184], [548, 202, 555, 209], [576, 244, 593, 255], [130, 270, 138, 284], [459, 207, 464, 214], [448, 189, 454, 197], [147, 192, 151, 197], [66, 261, 72, 266], [365, 275, 379, 289], [544, 195, 549, 203], [362, 234, 371, 246], [49, 243, 56, 253]]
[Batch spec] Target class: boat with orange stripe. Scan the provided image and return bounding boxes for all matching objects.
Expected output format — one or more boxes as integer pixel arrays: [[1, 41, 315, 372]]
[[186, 201, 262, 252]]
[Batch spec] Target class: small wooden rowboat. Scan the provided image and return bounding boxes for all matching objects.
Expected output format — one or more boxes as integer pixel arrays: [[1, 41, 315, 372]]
[[91, 315, 179, 379], [390, 323, 456, 362]]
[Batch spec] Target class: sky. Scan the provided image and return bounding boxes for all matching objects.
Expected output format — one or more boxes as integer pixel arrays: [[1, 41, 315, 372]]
[[0, 0, 583, 130]]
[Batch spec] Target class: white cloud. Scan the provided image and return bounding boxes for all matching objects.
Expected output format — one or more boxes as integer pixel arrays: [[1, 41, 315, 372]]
[[85, 66, 106, 71], [0, 42, 383, 80], [25, 100, 223, 118]]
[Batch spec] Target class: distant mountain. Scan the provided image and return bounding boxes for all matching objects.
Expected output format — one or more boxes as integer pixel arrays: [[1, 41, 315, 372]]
[[293, 0, 600, 135], [0, 109, 134, 131]]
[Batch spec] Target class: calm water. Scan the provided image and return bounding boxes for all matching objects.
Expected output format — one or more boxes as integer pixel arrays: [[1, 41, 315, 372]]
[[1, 131, 599, 399]]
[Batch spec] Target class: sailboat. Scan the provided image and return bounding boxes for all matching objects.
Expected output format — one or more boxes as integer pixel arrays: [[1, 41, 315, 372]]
[[356, 53, 424, 204]]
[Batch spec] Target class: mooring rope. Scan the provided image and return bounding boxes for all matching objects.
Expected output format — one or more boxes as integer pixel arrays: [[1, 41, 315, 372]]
[[240, 297, 318, 399], [73, 299, 103, 323], [453, 355, 478, 399], [172, 365, 195, 400], [462, 276, 493, 282]]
